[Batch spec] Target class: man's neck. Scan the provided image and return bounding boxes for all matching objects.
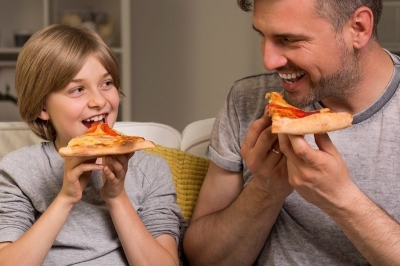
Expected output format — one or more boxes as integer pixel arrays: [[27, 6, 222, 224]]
[[321, 47, 394, 115]]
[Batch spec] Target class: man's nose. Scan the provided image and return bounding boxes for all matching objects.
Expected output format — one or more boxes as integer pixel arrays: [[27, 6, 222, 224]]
[[262, 41, 287, 71]]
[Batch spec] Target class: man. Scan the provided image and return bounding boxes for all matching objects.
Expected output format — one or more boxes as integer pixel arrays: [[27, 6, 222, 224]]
[[183, 0, 400, 265]]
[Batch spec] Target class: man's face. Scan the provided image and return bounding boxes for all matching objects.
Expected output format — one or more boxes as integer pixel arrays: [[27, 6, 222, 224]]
[[253, 0, 361, 107]]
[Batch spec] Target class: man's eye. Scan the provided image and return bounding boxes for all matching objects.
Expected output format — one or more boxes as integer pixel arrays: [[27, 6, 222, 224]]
[[283, 37, 294, 43]]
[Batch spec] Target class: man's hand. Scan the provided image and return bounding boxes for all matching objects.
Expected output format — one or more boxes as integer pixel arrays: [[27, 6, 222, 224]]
[[278, 133, 353, 211], [241, 113, 292, 202]]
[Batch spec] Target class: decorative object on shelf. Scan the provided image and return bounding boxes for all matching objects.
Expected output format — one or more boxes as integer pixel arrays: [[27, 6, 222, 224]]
[[14, 31, 32, 47], [0, 0, 131, 121], [0, 84, 17, 105], [59, 9, 116, 46]]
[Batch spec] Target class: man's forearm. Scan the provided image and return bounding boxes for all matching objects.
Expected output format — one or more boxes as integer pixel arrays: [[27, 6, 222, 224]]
[[183, 177, 285, 266], [328, 187, 400, 266]]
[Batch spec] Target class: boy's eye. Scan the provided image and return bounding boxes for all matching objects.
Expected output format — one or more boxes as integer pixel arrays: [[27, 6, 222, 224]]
[[70, 87, 84, 94], [102, 80, 114, 88]]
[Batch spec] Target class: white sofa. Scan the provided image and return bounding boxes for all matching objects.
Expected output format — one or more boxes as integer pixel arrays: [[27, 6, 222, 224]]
[[0, 118, 215, 160]]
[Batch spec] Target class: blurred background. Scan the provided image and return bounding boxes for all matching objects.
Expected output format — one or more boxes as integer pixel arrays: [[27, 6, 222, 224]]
[[0, 0, 398, 131]]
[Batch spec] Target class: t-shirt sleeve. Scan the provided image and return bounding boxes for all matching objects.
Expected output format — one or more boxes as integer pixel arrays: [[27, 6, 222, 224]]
[[206, 87, 244, 172], [206, 75, 280, 174], [0, 166, 36, 243], [136, 156, 184, 245]]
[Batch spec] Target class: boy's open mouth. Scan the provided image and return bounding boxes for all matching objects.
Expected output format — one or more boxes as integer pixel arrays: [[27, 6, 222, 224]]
[[82, 114, 106, 128]]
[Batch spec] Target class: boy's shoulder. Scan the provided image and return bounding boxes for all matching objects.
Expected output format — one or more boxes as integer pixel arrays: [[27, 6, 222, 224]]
[[0, 142, 58, 169]]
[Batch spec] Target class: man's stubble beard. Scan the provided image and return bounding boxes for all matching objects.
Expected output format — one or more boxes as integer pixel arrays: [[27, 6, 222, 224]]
[[286, 36, 362, 108]]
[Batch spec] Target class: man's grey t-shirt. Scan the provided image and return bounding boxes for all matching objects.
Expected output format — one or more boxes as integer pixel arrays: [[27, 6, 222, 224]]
[[207, 50, 400, 265], [0, 142, 184, 265]]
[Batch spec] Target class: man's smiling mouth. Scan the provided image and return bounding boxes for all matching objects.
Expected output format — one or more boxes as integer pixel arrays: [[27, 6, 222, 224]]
[[279, 71, 306, 84]]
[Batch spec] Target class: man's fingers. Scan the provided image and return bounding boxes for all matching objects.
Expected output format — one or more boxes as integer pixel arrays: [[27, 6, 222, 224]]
[[279, 134, 317, 165], [242, 115, 273, 150], [279, 133, 338, 166], [314, 133, 338, 156]]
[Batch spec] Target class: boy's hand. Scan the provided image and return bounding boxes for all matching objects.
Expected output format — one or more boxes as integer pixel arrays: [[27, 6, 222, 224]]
[[61, 156, 104, 204], [101, 152, 134, 201]]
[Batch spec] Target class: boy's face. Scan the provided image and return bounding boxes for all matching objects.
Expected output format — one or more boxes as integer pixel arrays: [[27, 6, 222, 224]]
[[39, 54, 120, 150]]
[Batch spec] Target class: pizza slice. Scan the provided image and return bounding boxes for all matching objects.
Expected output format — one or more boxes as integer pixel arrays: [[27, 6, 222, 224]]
[[59, 122, 155, 157], [265, 92, 353, 135]]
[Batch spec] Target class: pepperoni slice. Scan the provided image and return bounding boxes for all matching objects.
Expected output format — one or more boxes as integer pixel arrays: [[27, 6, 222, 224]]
[[100, 123, 118, 136], [268, 103, 320, 118], [86, 122, 101, 133]]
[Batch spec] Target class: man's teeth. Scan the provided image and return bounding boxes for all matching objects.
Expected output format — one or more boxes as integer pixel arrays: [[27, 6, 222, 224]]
[[279, 72, 305, 84], [85, 115, 105, 122]]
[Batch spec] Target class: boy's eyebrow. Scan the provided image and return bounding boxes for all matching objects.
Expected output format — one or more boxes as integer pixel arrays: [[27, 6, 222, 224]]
[[70, 73, 111, 83]]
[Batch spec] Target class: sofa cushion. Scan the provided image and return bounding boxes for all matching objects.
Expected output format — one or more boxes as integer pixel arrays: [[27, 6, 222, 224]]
[[145, 146, 209, 221]]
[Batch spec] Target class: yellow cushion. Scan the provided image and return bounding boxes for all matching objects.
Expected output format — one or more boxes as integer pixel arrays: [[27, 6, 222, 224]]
[[145, 146, 209, 221]]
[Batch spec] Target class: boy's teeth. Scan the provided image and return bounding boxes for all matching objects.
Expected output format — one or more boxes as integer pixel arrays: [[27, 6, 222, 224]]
[[85, 115, 105, 122]]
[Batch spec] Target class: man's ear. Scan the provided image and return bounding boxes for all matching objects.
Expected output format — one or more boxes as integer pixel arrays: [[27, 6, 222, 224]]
[[349, 6, 374, 49], [38, 108, 50, 120]]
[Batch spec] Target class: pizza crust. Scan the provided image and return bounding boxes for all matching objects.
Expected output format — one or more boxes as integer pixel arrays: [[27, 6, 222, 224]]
[[58, 124, 156, 157], [271, 112, 353, 135], [59, 139, 155, 157]]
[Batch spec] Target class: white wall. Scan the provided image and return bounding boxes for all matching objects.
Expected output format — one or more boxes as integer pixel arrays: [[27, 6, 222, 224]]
[[130, 1, 265, 131], [0, 1, 266, 129]]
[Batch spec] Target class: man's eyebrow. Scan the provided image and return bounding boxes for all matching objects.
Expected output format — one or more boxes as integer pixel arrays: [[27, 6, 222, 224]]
[[252, 24, 308, 40]]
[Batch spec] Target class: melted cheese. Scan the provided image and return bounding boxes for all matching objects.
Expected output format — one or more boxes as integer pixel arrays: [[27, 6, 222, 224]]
[[68, 135, 117, 147], [266, 92, 331, 119]]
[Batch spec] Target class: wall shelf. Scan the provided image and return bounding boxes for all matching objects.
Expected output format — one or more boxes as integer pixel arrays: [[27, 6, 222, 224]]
[[379, 1, 400, 53], [0, 61, 17, 68], [0, 0, 131, 121]]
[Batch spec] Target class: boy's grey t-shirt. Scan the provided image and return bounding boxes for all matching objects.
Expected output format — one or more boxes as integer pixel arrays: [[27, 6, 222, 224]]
[[0, 143, 184, 265], [207, 50, 400, 265]]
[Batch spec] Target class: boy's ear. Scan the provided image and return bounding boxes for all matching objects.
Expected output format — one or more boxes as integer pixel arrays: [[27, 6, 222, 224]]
[[38, 108, 50, 120]]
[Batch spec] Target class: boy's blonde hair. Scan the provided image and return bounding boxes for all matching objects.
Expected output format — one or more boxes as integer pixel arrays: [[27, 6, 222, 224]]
[[15, 24, 123, 141]]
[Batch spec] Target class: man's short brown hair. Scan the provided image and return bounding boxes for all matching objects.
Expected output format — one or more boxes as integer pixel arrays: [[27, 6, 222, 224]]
[[237, 0, 382, 38]]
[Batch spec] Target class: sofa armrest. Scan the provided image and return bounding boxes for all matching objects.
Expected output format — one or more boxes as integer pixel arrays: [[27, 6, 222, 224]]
[[0, 122, 44, 159], [181, 118, 215, 158]]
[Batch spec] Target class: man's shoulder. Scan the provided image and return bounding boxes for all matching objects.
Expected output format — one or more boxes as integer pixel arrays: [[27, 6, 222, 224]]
[[230, 72, 283, 97], [233, 72, 282, 89], [227, 72, 283, 105]]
